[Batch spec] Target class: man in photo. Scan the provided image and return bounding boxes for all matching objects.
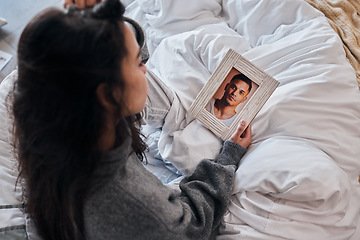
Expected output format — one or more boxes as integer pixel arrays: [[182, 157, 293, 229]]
[[207, 73, 252, 126]]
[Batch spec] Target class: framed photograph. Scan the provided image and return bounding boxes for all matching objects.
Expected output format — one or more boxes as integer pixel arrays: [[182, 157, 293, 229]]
[[189, 48, 279, 140]]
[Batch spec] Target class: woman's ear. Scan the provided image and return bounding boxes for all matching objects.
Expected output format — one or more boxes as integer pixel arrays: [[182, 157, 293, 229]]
[[96, 83, 115, 112], [96, 83, 118, 151]]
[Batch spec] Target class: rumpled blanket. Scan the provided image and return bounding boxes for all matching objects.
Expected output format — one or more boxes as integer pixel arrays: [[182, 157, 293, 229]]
[[124, 0, 360, 239], [305, 0, 360, 87]]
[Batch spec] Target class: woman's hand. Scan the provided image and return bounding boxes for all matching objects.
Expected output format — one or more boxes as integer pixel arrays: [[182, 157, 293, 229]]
[[63, 0, 102, 8], [229, 120, 252, 149]]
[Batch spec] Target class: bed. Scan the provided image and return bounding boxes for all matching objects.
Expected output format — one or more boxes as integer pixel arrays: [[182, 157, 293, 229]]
[[126, 0, 360, 239], [0, 0, 359, 239]]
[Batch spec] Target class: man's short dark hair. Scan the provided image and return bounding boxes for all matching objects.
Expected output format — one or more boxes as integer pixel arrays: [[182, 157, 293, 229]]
[[230, 74, 252, 92]]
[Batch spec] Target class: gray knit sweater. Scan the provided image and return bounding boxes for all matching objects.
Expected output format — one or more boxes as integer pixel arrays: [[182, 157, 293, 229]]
[[84, 136, 246, 240]]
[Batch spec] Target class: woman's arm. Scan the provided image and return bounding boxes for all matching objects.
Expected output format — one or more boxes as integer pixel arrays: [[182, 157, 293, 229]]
[[175, 122, 251, 238]]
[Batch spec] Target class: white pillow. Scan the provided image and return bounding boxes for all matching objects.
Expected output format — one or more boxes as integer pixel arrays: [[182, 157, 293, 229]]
[[135, 0, 223, 54], [0, 70, 26, 238]]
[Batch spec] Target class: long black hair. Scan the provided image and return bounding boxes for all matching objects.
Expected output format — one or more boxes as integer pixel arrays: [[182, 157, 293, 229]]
[[12, 0, 146, 239]]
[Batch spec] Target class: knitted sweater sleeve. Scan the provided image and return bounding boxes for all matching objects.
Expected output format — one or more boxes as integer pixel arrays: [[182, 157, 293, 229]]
[[84, 140, 246, 240], [177, 140, 247, 239]]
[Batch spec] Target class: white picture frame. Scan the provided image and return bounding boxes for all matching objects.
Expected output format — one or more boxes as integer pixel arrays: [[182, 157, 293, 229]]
[[189, 48, 279, 140]]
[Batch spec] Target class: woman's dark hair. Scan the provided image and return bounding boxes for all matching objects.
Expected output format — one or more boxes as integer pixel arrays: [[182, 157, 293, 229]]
[[12, 0, 146, 239]]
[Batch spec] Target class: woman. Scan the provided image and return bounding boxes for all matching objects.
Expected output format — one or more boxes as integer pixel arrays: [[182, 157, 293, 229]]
[[12, 0, 252, 239]]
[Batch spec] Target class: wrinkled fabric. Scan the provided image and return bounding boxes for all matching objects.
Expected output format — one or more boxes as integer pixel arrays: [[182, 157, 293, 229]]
[[125, 0, 360, 239]]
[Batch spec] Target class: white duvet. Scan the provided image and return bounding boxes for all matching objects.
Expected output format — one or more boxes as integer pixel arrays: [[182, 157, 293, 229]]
[[124, 0, 360, 239]]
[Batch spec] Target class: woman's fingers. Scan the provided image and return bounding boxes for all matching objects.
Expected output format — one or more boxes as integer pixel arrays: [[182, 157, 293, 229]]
[[63, 0, 101, 8], [241, 124, 252, 148], [241, 123, 251, 138], [229, 120, 252, 149], [63, 0, 73, 8], [84, 0, 97, 7], [230, 120, 246, 141]]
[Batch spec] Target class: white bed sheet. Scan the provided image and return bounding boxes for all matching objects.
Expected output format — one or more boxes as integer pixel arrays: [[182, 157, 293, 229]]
[[0, 70, 41, 240], [125, 0, 360, 239]]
